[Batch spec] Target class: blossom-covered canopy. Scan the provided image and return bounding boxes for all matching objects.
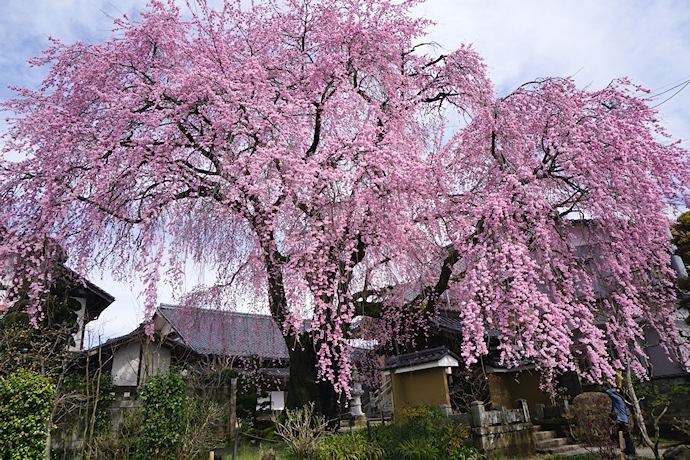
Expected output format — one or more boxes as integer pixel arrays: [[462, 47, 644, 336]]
[[1, 0, 688, 401]]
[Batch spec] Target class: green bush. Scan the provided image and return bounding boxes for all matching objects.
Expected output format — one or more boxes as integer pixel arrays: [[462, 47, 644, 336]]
[[136, 367, 188, 459], [397, 438, 440, 460], [371, 404, 481, 460], [57, 371, 114, 437], [395, 405, 448, 436], [93, 367, 223, 460], [317, 430, 384, 460], [543, 455, 602, 460], [273, 404, 479, 460], [92, 406, 143, 459], [0, 369, 55, 460]]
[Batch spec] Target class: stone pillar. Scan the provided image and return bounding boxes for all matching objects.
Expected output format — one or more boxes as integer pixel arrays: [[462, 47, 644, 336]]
[[515, 399, 530, 423], [440, 404, 452, 416], [496, 405, 508, 425], [557, 397, 569, 417], [229, 377, 237, 441], [471, 401, 486, 427], [535, 403, 545, 420]]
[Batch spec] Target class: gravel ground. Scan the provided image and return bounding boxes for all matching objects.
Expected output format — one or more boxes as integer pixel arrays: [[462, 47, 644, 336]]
[[535, 441, 682, 459]]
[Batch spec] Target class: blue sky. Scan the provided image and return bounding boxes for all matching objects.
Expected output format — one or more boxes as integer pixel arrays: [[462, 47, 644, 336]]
[[1, 0, 689, 341]]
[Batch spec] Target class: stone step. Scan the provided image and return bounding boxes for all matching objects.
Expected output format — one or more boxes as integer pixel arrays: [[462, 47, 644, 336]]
[[551, 444, 580, 454], [534, 430, 557, 442], [536, 443, 580, 455], [535, 438, 568, 449]]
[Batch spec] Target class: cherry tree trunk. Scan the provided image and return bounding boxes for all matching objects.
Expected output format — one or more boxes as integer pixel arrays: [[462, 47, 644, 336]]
[[284, 333, 340, 427]]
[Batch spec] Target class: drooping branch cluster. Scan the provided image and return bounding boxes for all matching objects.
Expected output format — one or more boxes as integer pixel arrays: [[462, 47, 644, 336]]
[[1, 0, 688, 397]]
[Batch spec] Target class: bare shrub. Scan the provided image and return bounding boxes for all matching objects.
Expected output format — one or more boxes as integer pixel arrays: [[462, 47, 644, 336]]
[[569, 392, 618, 460], [671, 417, 690, 443], [273, 402, 327, 459], [450, 366, 491, 413]]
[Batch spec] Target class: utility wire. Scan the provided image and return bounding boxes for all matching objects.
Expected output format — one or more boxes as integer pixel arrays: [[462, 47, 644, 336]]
[[650, 79, 690, 108], [648, 75, 690, 96]]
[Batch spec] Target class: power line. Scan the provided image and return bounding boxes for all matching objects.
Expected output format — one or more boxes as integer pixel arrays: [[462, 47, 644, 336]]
[[648, 75, 690, 95], [650, 79, 690, 108]]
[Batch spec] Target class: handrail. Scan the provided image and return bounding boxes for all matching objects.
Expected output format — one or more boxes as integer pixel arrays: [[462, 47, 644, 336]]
[[365, 379, 393, 419]]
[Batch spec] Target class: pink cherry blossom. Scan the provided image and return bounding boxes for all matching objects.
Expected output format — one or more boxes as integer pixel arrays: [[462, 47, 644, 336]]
[[1, 0, 687, 411]]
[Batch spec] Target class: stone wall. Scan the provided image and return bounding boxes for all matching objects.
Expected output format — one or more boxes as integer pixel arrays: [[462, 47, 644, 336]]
[[51, 385, 140, 459], [450, 399, 536, 457], [464, 422, 536, 457], [109, 386, 140, 434]]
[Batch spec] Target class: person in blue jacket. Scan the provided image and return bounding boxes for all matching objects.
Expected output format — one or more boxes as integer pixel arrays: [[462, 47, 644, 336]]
[[606, 388, 636, 456]]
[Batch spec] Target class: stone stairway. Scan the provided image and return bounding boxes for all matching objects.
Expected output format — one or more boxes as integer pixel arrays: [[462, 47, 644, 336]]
[[533, 425, 579, 454]]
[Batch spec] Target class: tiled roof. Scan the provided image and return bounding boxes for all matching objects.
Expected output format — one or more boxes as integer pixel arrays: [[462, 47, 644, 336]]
[[383, 346, 460, 371], [260, 367, 290, 378], [432, 308, 464, 334], [157, 304, 289, 360], [94, 328, 194, 359], [432, 309, 502, 338]]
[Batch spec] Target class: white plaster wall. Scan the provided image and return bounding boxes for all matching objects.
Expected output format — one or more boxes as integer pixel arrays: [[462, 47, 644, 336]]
[[141, 342, 171, 381], [153, 313, 173, 336], [257, 391, 285, 411], [69, 297, 87, 351], [111, 342, 141, 386]]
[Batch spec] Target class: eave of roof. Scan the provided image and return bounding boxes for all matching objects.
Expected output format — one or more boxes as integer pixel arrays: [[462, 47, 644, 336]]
[[383, 346, 461, 371], [89, 327, 198, 358], [63, 267, 115, 320]]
